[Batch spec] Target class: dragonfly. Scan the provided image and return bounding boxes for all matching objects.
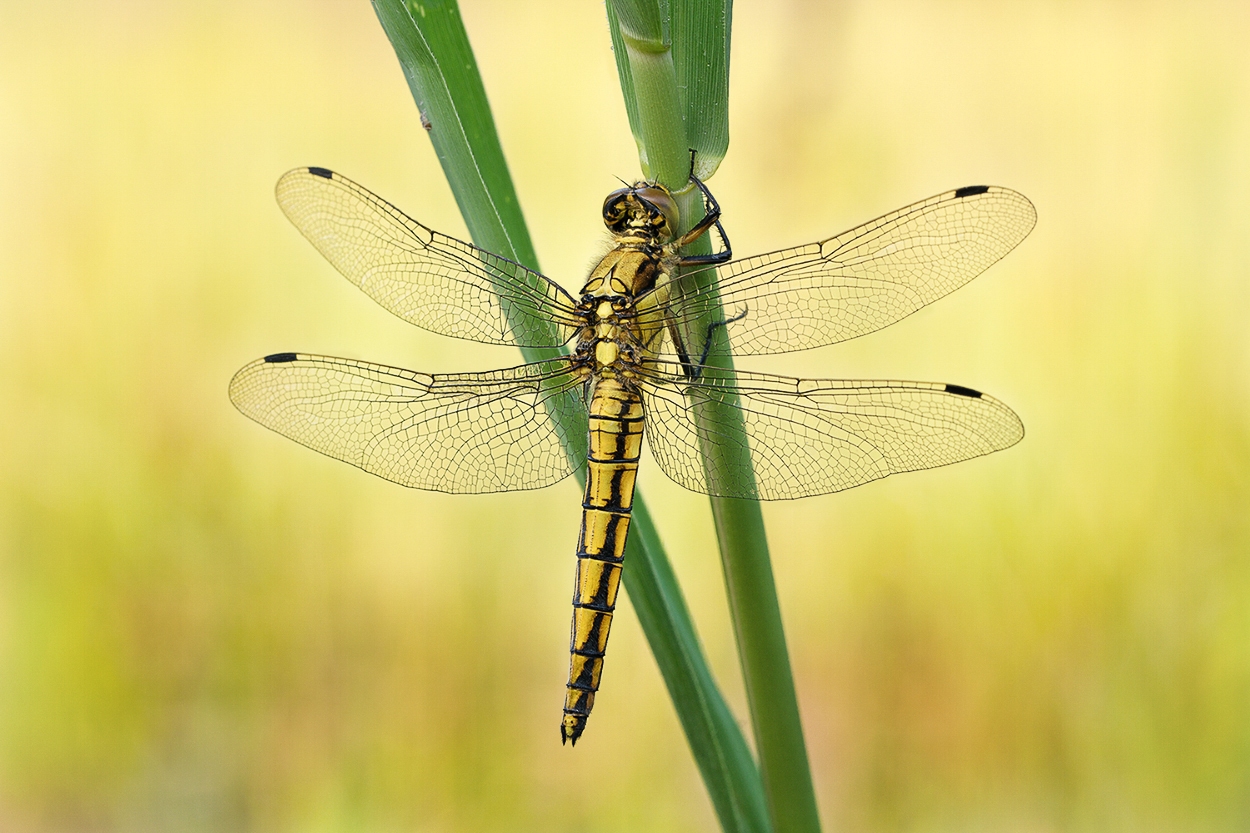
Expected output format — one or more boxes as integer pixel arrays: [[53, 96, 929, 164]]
[[229, 166, 1036, 745]]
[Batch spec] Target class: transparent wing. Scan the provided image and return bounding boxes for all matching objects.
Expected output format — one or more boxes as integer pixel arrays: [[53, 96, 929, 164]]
[[637, 185, 1035, 356], [229, 352, 588, 494], [276, 167, 582, 347], [638, 362, 1023, 499]]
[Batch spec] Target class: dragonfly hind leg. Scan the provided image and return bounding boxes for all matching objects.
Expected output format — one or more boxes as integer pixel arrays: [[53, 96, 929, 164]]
[[669, 304, 749, 380]]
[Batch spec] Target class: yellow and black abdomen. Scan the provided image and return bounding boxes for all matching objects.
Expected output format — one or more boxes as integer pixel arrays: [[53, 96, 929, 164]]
[[561, 376, 643, 745]]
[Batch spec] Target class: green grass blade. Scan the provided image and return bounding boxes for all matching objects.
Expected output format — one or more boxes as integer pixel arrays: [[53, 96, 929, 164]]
[[708, 500, 822, 833], [371, 0, 537, 274], [677, 266, 823, 833], [371, 4, 767, 830], [371, 0, 581, 465], [669, 0, 731, 179], [609, 1, 823, 830], [606, 0, 687, 185], [607, 0, 730, 180], [625, 492, 772, 833]]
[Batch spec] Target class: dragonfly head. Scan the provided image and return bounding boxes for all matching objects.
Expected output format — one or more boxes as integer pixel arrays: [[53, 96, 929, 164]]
[[602, 183, 679, 242]]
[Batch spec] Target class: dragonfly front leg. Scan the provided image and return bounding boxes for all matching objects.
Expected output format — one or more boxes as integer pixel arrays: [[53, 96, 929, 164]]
[[665, 176, 737, 378], [673, 176, 732, 267]]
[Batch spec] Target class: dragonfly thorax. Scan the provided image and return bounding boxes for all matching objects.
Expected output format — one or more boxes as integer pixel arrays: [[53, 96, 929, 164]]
[[580, 246, 668, 299], [572, 296, 643, 375]]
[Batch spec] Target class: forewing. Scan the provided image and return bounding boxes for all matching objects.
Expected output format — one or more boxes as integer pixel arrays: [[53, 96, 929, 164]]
[[639, 363, 1023, 499], [276, 167, 581, 347], [229, 353, 587, 494], [640, 186, 1035, 356]]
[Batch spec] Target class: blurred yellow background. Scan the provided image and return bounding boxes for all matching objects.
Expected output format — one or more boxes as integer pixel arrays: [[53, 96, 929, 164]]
[[2, 1, 1247, 831]]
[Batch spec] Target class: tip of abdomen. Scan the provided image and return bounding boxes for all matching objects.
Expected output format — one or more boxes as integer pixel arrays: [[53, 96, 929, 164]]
[[561, 710, 589, 746], [561, 720, 583, 746], [561, 685, 595, 746]]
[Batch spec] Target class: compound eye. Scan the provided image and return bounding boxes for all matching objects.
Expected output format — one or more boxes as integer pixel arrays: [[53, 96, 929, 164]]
[[602, 188, 631, 230], [633, 186, 678, 237]]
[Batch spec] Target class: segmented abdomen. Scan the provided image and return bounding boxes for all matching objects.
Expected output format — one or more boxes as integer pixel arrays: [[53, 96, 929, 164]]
[[561, 376, 643, 745]]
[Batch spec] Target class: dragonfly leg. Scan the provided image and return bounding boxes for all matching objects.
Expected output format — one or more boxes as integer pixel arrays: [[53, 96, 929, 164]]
[[687, 306, 749, 377], [675, 176, 732, 266]]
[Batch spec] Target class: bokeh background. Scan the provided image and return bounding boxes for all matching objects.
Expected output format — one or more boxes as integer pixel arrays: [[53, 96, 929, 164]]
[[2, 1, 1247, 831]]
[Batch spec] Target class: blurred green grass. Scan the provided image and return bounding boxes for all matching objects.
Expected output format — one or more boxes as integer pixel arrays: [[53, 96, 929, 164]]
[[1, 1, 1247, 831]]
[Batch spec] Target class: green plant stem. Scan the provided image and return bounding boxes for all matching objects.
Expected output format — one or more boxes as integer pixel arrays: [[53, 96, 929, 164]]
[[611, 1, 823, 830], [613, 33, 688, 184], [710, 499, 822, 833], [624, 492, 772, 833]]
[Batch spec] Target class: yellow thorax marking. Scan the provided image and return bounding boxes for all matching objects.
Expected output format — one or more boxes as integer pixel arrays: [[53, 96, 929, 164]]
[[595, 340, 619, 367]]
